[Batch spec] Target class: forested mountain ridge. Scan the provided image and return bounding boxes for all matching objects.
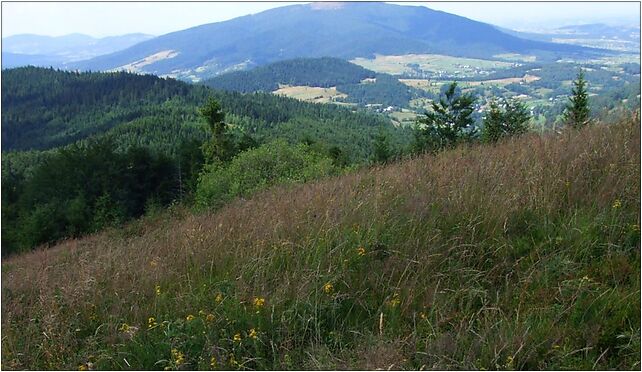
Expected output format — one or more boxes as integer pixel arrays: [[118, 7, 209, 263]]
[[203, 57, 376, 93], [2, 67, 408, 156], [2, 67, 205, 151], [72, 2, 607, 80]]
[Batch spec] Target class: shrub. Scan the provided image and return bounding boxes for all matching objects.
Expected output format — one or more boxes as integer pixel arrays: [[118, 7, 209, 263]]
[[196, 140, 336, 208]]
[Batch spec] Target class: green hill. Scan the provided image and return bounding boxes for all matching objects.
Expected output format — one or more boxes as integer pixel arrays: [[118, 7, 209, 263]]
[[2, 119, 639, 370]]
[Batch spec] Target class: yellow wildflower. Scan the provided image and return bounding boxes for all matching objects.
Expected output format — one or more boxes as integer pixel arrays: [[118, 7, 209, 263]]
[[253, 297, 266, 309], [148, 317, 157, 328], [171, 349, 185, 365], [186, 314, 195, 322], [249, 328, 258, 340], [612, 199, 622, 209], [357, 246, 366, 256], [323, 282, 334, 294], [118, 323, 130, 332], [155, 285, 161, 296], [206, 313, 215, 322], [419, 312, 427, 320], [215, 293, 224, 304], [229, 354, 238, 366], [210, 356, 217, 368], [233, 333, 242, 342], [78, 364, 87, 371], [505, 355, 514, 369], [388, 293, 401, 307]]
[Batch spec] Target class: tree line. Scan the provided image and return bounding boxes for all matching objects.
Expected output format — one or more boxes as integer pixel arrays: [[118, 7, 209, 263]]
[[407, 69, 592, 156]]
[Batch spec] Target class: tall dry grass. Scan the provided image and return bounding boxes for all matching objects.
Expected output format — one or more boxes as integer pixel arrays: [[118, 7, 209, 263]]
[[2, 117, 640, 370]]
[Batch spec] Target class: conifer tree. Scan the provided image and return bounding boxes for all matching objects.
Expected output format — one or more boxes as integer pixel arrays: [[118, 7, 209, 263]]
[[482, 98, 530, 143], [373, 128, 392, 164], [563, 69, 590, 129], [200, 97, 235, 163], [413, 82, 476, 153]]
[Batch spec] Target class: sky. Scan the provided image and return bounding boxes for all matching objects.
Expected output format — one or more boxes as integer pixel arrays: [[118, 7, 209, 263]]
[[2, 1, 640, 38]]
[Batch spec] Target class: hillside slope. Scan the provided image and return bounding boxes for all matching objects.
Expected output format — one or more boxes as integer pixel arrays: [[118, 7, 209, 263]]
[[2, 119, 639, 370], [73, 2, 604, 80]]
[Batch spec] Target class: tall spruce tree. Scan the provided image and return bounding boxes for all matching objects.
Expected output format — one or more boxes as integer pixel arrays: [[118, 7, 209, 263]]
[[200, 97, 235, 163], [373, 127, 392, 164], [482, 98, 531, 143], [413, 82, 476, 153], [563, 69, 590, 129]]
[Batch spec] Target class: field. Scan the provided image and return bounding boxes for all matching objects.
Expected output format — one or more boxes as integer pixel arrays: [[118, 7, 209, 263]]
[[493, 53, 538, 62], [273, 85, 348, 103], [387, 110, 418, 126], [114, 50, 179, 73], [2, 118, 639, 370], [465, 74, 541, 86], [351, 54, 516, 76]]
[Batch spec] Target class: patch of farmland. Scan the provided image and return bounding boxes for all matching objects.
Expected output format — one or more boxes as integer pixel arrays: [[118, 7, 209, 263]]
[[351, 54, 516, 76], [273, 85, 348, 103], [466, 74, 541, 86], [399, 79, 444, 93]]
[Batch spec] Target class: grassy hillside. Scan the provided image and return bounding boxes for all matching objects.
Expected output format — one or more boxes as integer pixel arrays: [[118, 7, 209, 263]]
[[2, 118, 639, 370]]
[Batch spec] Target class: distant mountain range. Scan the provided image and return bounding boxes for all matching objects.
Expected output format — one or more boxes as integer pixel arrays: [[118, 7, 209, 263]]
[[1, 33, 154, 68], [69, 2, 607, 81], [500, 23, 640, 52]]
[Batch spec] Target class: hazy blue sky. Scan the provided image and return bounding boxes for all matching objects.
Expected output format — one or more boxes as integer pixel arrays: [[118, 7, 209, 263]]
[[2, 1, 640, 38]]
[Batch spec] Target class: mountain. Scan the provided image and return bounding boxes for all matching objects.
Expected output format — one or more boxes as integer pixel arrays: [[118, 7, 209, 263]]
[[72, 2, 606, 81], [1, 52, 66, 69], [1, 33, 154, 67], [499, 23, 640, 52]]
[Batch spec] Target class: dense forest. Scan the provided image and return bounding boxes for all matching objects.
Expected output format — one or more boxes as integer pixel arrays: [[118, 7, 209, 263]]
[[336, 73, 429, 107], [2, 67, 208, 151], [2, 67, 409, 157]]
